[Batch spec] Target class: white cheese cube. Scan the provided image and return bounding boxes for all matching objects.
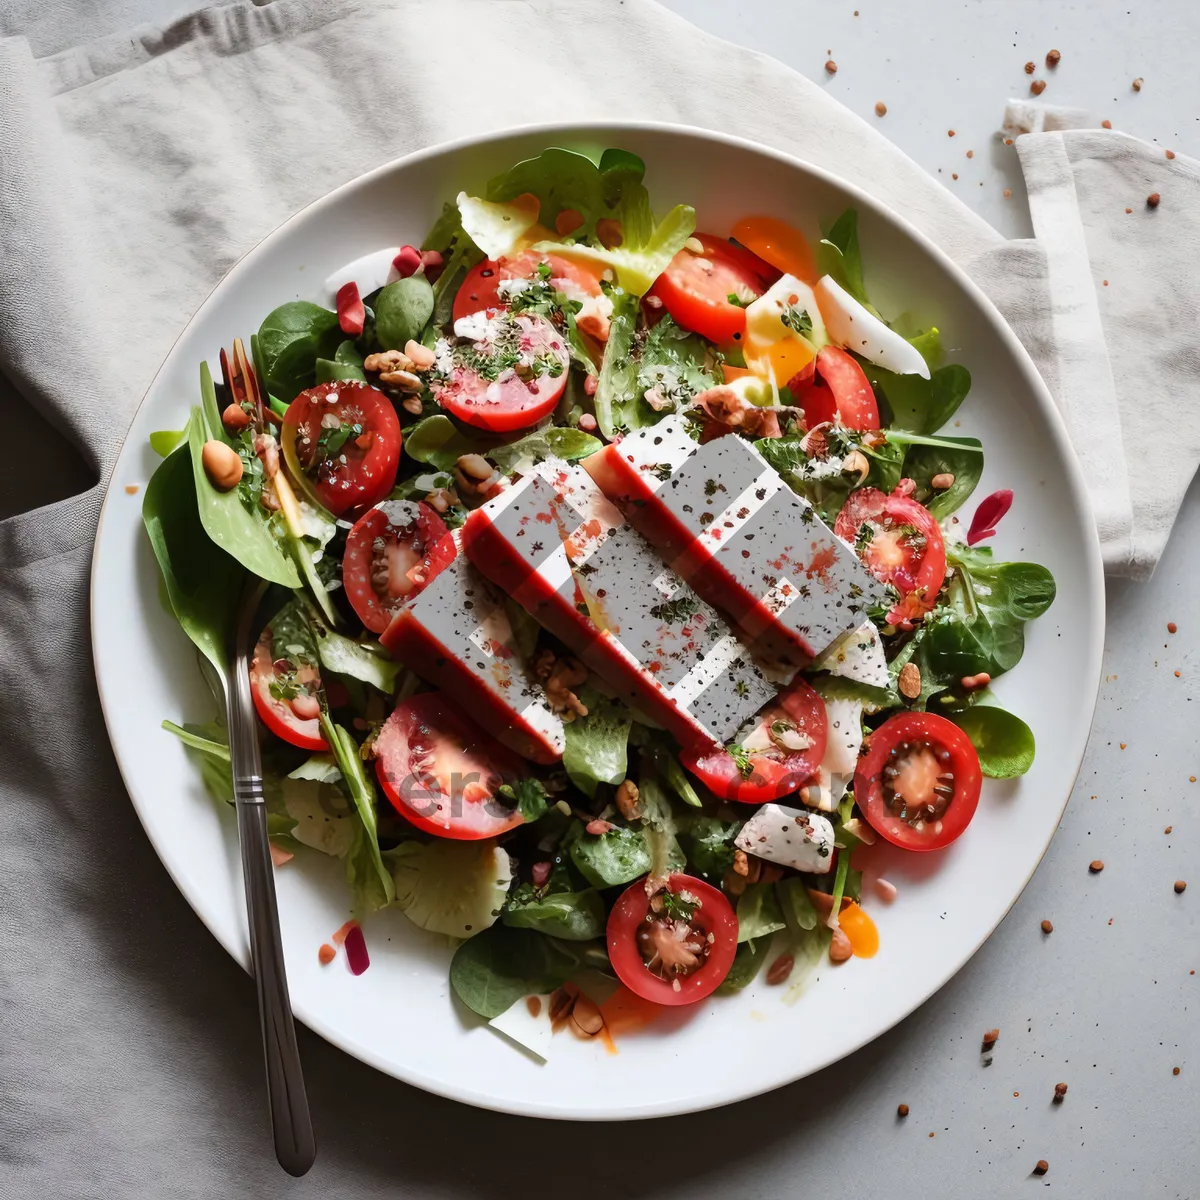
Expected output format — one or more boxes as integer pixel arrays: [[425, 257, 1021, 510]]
[[735, 803, 835, 874], [815, 621, 889, 689]]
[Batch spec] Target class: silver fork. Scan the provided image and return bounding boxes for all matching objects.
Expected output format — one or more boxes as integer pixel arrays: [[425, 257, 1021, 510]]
[[222, 576, 317, 1176]]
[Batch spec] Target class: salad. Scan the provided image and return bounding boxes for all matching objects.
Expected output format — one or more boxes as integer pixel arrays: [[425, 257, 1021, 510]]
[[143, 146, 1055, 1048]]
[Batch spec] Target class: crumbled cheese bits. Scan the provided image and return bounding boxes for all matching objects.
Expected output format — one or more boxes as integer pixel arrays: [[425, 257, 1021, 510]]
[[465, 459, 774, 749], [583, 417, 887, 670], [381, 530, 565, 764]]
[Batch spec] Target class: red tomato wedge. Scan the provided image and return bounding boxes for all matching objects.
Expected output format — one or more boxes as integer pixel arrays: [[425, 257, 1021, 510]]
[[433, 310, 570, 432], [791, 346, 880, 430], [342, 500, 456, 634], [730, 215, 816, 283], [282, 381, 401, 516], [374, 694, 524, 840], [607, 874, 738, 1006], [646, 232, 770, 345], [855, 712, 982, 851], [681, 678, 828, 803], [835, 486, 946, 614], [452, 251, 603, 322], [248, 628, 328, 752]]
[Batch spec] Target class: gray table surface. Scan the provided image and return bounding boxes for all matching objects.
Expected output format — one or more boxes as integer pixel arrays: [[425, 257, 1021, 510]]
[[2, 2, 1196, 1197]]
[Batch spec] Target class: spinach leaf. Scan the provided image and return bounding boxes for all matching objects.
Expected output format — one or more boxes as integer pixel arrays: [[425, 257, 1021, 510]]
[[677, 814, 742, 881], [496, 777, 550, 823], [891, 432, 983, 518], [920, 548, 1056, 685], [424, 203, 485, 328], [568, 825, 651, 888], [143, 437, 241, 673], [449, 924, 582, 1018], [188, 375, 299, 588], [562, 687, 632, 797], [638, 774, 687, 879], [924, 364, 972, 432], [718, 936, 772, 993], [257, 302, 343, 401], [736, 882, 787, 943], [315, 357, 366, 384], [818, 209, 868, 304], [374, 276, 434, 351], [868, 359, 972, 435], [403, 414, 487, 471], [486, 146, 606, 237], [502, 884, 606, 941], [946, 703, 1036, 777], [645, 742, 703, 809], [305, 605, 399, 692]]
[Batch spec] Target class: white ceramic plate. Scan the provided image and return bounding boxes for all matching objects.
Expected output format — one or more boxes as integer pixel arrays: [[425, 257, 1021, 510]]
[[91, 123, 1104, 1120]]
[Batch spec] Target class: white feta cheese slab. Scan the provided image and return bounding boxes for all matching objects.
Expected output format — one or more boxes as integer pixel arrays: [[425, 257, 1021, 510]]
[[488, 994, 554, 1061], [815, 621, 889, 689], [595, 417, 887, 668], [800, 696, 865, 811], [735, 803, 835, 874], [813, 275, 931, 379]]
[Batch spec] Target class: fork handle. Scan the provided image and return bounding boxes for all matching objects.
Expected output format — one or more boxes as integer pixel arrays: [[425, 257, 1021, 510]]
[[235, 775, 317, 1177]]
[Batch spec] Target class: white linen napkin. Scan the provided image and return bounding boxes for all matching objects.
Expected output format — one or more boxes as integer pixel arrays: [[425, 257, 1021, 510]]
[[0, 1, 1196, 1192]]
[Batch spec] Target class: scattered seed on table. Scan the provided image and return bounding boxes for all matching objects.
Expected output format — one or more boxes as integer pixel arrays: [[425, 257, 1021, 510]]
[[318, 943, 336, 965], [1167, 149, 1177, 159], [1133, 76, 1144, 91], [1191, 776, 1196, 783], [928, 1132, 936, 1138], [1148, 192, 1161, 208], [1166, 826, 1173, 834], [875, 101, 888, 116], [1054, 1082, 1068, 1101], [1090, 860, 1105, 873], [948, 129, 956, 137], [1125, 207, 1133, 213], [1173, 1066, 1181, 1075], [1046, 49, 1061, 67], [825, 59, 838, 74], [898, 1103, 910, 1117], [952, 173, 959, 180], [1176, 881, 1188, 894], [1031, 79, 1047, 95], [1024, 61, 1036, 74], [1176, 671, 1182, 678], [1041, 919, 1054, 934], [1104, 280, 1110, 287], [1013, 1091, 1020, 1098], [1034, 1160, 1049, 1176], [1168, 622, 1178, 633], [1102, 119, 1113, 129], [982, 1028, 1000, 1049], [1119, 742, 1126, 749], [1004, 136, 1014, 145], [1003, 188, 1012, 198], [967, 149, 975, 158]]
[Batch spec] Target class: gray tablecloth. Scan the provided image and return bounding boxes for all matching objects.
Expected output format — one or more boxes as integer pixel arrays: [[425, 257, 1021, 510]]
[[1, 2, 1196, 1197]]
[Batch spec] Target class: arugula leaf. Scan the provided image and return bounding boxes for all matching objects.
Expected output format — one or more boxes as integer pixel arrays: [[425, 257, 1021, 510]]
[[946, 702, 1037, 777], [593, 292, 640, 439], [818, 209, 869, 305], [568, 824, 651, 888], [257, 302, 343, 401], [562, 688, 632, 797], [449, 924, 583, 1018], [736, 882, 787, 943], [143, 436, 241, 674], [502, 884, 606, 941], [320, 714, 395, 915]]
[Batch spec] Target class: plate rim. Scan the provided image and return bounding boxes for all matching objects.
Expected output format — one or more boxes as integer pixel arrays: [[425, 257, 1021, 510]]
[[90, 118, 1106, 1119]]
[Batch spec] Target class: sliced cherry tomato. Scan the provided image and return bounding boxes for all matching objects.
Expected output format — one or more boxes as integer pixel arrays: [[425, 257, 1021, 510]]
[[835, 486, 946, 612], [791, 346, 880, 430], [855, 711, 982, 851], [646, 232, 770, 345], [607, 874, 738, 1006], [248, 626, 328, 752], [452, 251, 603, 322], [282, 381, 401, 516], [374, 693, 524, 840], [434, 310, 569, 432], [730, 215, 816, 283], [681, 678, 828, 803], [336, 281, 365, 336], [342, 500, 455, 634]]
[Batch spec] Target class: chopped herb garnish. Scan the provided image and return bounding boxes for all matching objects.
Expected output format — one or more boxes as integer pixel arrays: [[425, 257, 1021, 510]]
[[661, 890, 701, 921], [650, 596, 700, 624]]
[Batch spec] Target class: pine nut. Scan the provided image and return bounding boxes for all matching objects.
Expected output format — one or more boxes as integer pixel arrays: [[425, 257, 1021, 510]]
[[201, 440, 242, 491]]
